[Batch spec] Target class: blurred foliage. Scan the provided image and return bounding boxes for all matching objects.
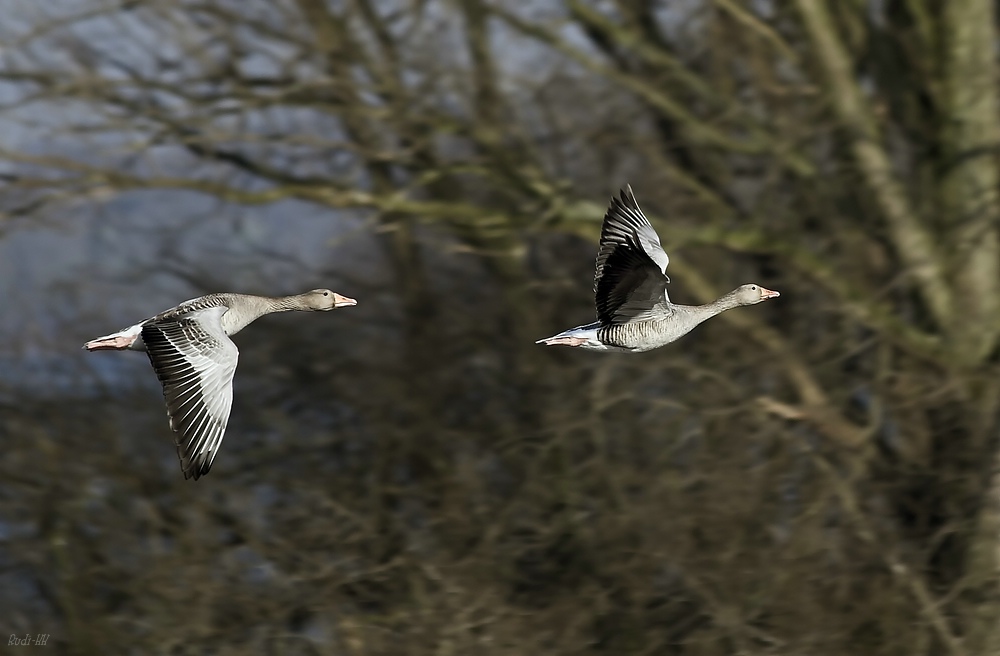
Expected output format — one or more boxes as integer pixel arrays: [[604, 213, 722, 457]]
[[2, 0, 1000, 654]]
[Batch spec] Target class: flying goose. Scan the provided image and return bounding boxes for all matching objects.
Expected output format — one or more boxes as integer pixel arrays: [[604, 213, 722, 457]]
[[84, 289, 357, 479], [537, 186, 779, 352]]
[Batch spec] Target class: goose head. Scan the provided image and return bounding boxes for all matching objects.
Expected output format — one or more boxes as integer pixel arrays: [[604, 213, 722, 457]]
[[734, 284, 780, 305], [301, 289, 358, 310]]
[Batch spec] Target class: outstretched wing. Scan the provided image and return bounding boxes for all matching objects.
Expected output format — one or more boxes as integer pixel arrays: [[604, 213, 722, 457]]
[[142, 306, 238, 480], [594, 186, 672, 324]]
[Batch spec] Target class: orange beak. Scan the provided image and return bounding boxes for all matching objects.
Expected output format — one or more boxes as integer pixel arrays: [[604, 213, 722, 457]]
[[760, 287, 780, 300], [333, 294, 357, 307]]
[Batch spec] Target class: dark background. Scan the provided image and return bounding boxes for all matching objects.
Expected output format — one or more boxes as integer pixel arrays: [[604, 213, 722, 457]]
[[2, 1, 1000, 654]]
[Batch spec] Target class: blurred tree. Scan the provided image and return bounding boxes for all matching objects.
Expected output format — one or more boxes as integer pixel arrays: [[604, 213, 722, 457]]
[[2, 1, 1000, 654]]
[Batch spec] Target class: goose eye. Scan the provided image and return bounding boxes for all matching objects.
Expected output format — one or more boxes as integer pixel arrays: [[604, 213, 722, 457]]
[[323, 292, 329, 297], [751, 286, 757, 291]]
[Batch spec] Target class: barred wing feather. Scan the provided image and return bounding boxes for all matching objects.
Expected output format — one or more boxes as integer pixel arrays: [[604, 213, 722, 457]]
[[141, 307, 238, 480], [593, 186, 672, 324]]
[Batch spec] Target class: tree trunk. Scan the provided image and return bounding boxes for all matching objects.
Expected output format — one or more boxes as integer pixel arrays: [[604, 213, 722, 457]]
[[940, 0, 1000, 364]]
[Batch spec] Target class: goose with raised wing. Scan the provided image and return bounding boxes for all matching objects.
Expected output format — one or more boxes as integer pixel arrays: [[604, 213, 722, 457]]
[[84, 289, 357, 480], [537, 186, 779, 352]]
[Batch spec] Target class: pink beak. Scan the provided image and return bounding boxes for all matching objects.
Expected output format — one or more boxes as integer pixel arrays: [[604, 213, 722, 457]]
[[760, 287, 780, 300], [333, 294, 357, 307]]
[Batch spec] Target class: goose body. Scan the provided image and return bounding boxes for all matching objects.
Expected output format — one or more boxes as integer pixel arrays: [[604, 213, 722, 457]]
[[537, 187, 779, 352], [84, 289, 357, 480]]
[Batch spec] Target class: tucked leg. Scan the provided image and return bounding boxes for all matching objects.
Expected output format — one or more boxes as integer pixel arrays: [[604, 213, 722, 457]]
[[84, 334, 138, 350], [539, 336, 589, 347]]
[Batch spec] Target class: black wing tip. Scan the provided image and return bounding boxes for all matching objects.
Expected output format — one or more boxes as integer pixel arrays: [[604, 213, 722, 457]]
[[181, 459, 212, 480], [178, 437, 215, 481], [617, 184, 639, 209], [604, 185, 642, 225]]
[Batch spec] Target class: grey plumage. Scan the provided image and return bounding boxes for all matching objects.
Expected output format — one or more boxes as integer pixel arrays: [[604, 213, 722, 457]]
[[537, 186, 779, 352], [84, 289, 357, 480]]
